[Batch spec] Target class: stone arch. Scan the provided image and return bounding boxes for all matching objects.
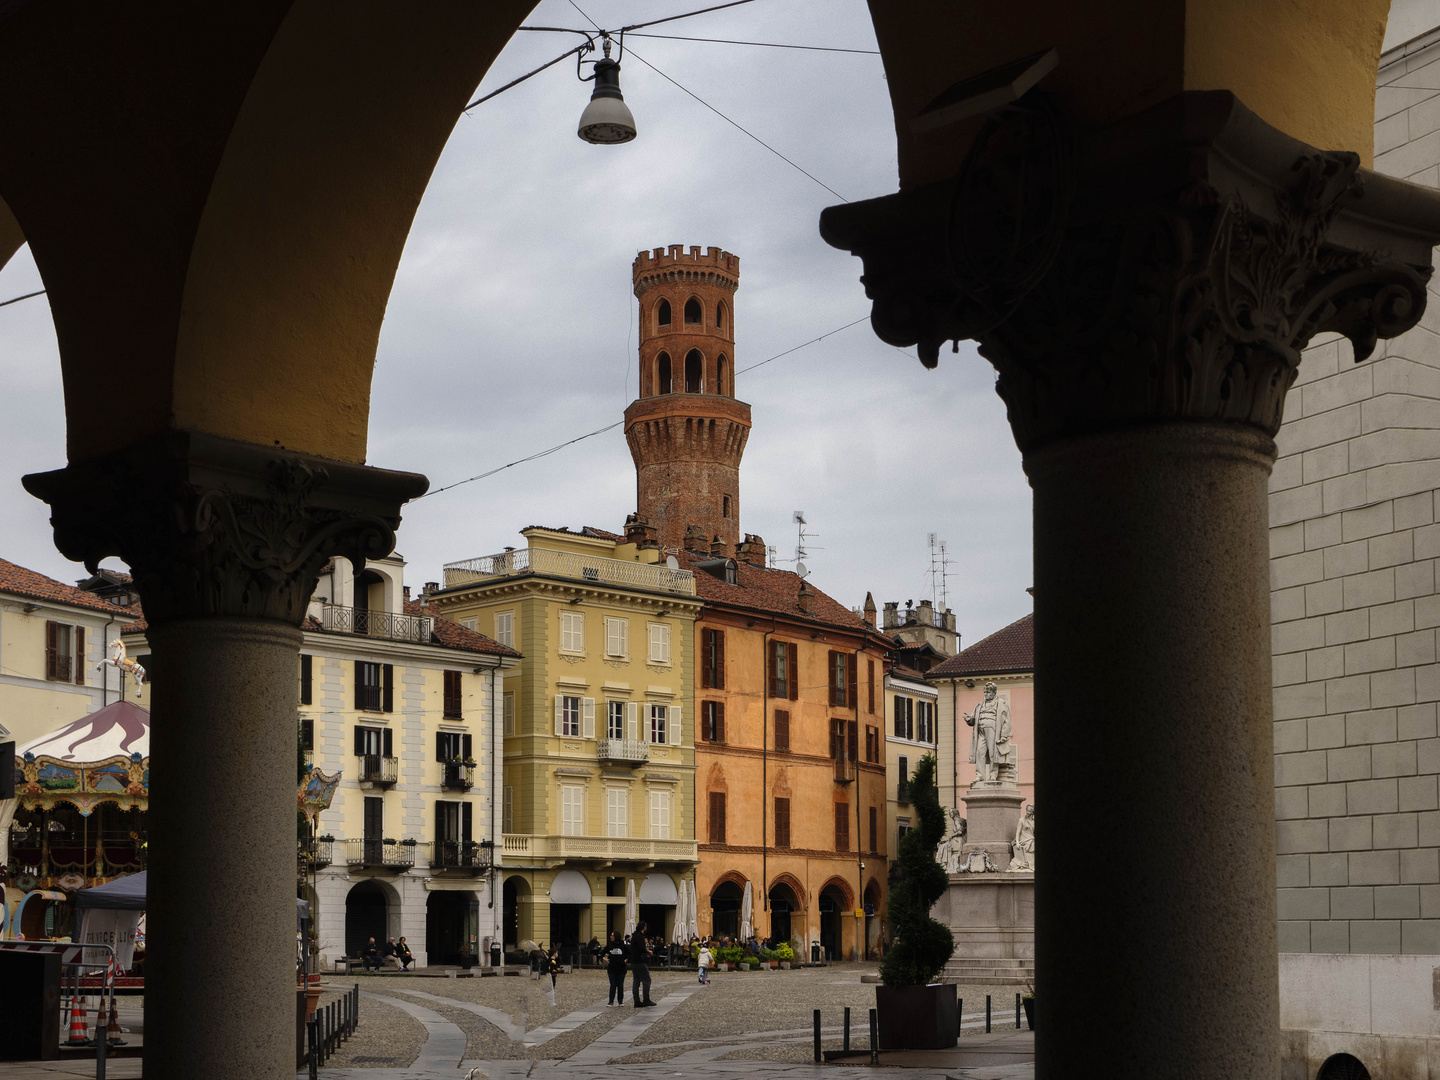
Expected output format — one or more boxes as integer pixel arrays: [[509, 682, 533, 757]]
[[657, 298, 671, 327], [685, 349, 703, 393], [817, 876, 854, 911], [657, 351, 672, 395], [683, 296, 702, 324], [344, 876, 401, 956], [716, 300, 726, 331], [768, 871, 806, 912], [716, 354, 728, 396]]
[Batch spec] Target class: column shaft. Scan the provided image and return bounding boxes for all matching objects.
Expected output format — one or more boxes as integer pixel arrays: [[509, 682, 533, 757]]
[[145, 619, 302, 1079], [1029, 423, 1277, 1078]]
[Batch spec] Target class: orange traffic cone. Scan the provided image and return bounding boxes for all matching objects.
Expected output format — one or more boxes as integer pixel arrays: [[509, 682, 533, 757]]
[[106, 1001, 125, 1046], [64, 999, 90, 1045]]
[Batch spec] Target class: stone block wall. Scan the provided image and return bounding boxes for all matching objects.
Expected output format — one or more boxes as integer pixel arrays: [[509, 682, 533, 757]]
[[1270, 26, 1440, 956]]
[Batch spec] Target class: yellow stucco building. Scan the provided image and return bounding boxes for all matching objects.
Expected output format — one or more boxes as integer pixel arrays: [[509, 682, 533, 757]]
[[431, 526, 702, 952]]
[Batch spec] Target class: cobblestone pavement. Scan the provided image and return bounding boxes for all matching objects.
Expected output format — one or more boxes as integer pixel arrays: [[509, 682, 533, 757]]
[[301, 963, 1035, 1079]]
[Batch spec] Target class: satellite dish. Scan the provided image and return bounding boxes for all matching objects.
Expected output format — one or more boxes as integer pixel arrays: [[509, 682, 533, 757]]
[[665, 556, 679, 570], [796, 561, 809, 579]]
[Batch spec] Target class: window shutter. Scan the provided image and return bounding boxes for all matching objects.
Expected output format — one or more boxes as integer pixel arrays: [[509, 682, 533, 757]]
[[715, 629, 725, 689], [300, 654, 313, 705], [835, 802, 849, 851], [869, 806, 878, 853], [383, 727, 393, 757], [353, 726, 364, 756], [768, 642, 778, 698], [436, 732, 445, 762], [716, 702, 725, 743], [701, 629, 712, 688], [462, 733, 472, 759], [661, 626, 671, 663], [848, 720, 858, 764], [555, 695, 564, 736], [354, 661, 364, 710], [74, 626, 85, 684], [894, 698, 905, 738], [847, 654, 857, 708], [503, 786, 514, 834], [774, 709, 789, 752], [787, 643, 799, 700], [669, 704, 682, 745], [45, 621, 58, 680], [462, 800, 473, 844], [828, 651, 838, 706], [582, 698, 596, 739], [867, 659, 874, 713], [626, 701, 638, 740], [382, 664, 394, 712]]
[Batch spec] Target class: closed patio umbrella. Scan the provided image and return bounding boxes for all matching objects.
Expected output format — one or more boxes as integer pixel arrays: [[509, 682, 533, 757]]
[[624, 878, 637, 936], [687, 878, 699, 940], [740, 880, 753, 940], [672, 878, 688, 945]]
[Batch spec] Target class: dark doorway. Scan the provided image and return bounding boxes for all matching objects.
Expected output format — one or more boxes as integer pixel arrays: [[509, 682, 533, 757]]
[[345, 881, 388, 957], [503, 877, 524, 948], [819, 886, 846, 961], [864, 880, 883, 959], [711, 881, 742, 940], [354, 569, 383, 634], [685, 350, 702, 393], [550, 903, 582, 957], [768, 883, 797, 946], [426, 890, 470, 965]]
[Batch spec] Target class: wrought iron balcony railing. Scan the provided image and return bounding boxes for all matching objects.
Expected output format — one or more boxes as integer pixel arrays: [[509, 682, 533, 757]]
[[430, 840, 493, 872], [443, 546, 696, 596], [596, 737, 649, 766], [300, 838, 334, 870], [319, 602, 434, 644], [343, 838, 415, 870], [359, 755, 399, 785], [443, 762, 476, 790]]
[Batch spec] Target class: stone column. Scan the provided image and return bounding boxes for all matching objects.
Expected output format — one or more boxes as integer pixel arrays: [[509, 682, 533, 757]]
[[25, 431, 425, 1080], [822, 91, 1440, 1078]]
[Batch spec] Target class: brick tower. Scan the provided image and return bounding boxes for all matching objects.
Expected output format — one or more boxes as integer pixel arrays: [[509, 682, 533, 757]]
[[625, 245, 751, 553]]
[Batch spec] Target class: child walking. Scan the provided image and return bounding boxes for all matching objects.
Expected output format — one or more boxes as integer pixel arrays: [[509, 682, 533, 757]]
[[697, 942, 713, 985], [544, 946, 561, 1007]]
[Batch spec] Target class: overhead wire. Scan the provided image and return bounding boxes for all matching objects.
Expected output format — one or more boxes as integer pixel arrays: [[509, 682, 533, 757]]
[[0, 288, 45, 309]]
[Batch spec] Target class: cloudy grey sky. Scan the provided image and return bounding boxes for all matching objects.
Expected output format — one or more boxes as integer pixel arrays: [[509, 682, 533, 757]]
[[0, 0, 1034, 646]]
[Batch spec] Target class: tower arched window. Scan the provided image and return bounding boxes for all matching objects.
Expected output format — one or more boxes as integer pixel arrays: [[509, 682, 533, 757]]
[[685, 350, 703, 393], [657, 299, 671, 327], [717, 354, 728, 397], [717, 302, 726, 330], [658, 352, 672, 394], [684, 298, 702, 324]]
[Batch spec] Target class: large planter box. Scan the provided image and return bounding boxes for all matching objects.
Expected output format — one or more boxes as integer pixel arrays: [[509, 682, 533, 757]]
[[875, 983, 958, 1050]]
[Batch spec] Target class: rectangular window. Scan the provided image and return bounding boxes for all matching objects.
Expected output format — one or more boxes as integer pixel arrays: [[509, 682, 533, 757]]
[[443, 670, 463, 719], [436, 731, 462, 761], [299, 717, 314, 753], [897, 755, 910, 803], [774, 797, 791, 848], [834, 802, 850, 851], [702, 627, 726, 689], [561, 611, 585, 653], [701, 701, 725, 743], [848, 719, 859, 764], [606, 788, 627, 837], [356, 661, 382, 712], [865, 725, 879, 763], [436, 800, 462, 843], [708, 791, 727, 844], [869, 806, 878, 854], [607, 701, 625, 740], [774, 709, 790, 752], [561, 785, 584, 836], [648, 623, 671, 663], [897, 817, 911, 840], [556, 695, 582, 737], [829, 650, 848, 707], [300, 654, 313, 705], [459, 616, 478, 631], [45, 621, 74, 682], [353, 725, 387, 757], [894, 696, 914, 740], [495, 611, 514, 648], [364, 796, 383, 840], [649, 704, 667, 745], [503, 786, 514, 834], [867, 659, 875, 714], [770, 641, 799, 699], [830, 718, 846, 762], [650, 790, 671, 839], [605, 617, 628, 657], [503, 692, 516, 736]]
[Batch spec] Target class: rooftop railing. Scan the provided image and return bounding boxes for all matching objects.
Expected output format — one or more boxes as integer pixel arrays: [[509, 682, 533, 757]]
[[320, 603, 433, 644], [442, 547, 696, 596]]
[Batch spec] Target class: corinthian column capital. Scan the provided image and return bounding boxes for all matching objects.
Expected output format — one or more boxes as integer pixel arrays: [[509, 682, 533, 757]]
[[23, 431, 427, 625], [821, 91, 1440, 454]]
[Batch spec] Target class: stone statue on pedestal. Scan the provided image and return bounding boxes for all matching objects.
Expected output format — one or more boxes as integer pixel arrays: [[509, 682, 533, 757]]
[[934, 807, 967, 874], [1009, 803, 1035, 872], [965, 681, 1014, 784]]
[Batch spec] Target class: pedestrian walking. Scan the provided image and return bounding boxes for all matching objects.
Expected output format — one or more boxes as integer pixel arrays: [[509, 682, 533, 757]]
[[697, 942, 713, 985], [543, 946, 561, 1007], [629, 921, 655, 1007], [604, 931, 628, 1005]]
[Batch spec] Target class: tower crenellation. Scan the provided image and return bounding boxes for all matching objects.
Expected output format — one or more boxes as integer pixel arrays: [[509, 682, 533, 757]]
[[625, 243, 750, 552]]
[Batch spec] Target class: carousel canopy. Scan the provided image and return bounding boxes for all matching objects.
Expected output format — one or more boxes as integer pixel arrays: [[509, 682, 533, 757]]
[[19, 700, 149, 761]]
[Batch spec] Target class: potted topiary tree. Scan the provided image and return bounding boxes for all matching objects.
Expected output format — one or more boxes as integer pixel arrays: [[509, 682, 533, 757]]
[[876, 754, 957, 1049]]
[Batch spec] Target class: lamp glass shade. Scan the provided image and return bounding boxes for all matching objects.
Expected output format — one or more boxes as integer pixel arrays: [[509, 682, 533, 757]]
[[578, 95, 636, 144]]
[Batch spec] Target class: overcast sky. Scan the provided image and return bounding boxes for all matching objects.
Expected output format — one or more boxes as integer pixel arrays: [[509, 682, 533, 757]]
[[0, 0, 1034, 647]]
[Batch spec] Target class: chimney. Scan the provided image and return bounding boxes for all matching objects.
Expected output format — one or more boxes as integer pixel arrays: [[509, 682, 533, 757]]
[[863, 592, 877, 628], [682, 525, 710, 553], [883, 601, 899, 629], [403, 585, 411, 603], [424, 581, 439, 595], [710, 535, 729, 558], [625, 513, 659, 549], [735, 533, 767, 567], [918, 598, 934, 625], [798, 580, 815, 614]]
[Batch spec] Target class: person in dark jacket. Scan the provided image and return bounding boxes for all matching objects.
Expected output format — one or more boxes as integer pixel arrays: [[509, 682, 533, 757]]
[[543, 946, 561, 1007], [629, 922, 655, 1006], [604, 931, 628, 1005], [362, 937, 380, 972]]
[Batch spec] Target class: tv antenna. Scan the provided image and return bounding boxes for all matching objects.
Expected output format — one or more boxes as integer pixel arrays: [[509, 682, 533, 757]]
[[927, 533, 951, 609]]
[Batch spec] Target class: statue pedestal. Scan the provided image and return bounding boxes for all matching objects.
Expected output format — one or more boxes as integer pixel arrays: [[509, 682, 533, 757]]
[[931, 782, 1033, 985]]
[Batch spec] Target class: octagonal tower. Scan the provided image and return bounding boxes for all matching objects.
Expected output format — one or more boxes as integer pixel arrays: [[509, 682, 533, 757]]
[[625, 245, 751, 553]]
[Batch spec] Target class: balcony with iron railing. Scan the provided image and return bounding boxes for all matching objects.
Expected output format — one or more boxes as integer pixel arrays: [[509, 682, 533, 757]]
[[500, 834, 697, 864], [299, 837, 334, 870], [343, 838, 415, 870], [319, 602, 434, 644], [430, 839, 493, 872], [442, 762, 476, 790], [359, 755, 399, 786], [596, 738, 649, 767], [442, 546, 696, 596]]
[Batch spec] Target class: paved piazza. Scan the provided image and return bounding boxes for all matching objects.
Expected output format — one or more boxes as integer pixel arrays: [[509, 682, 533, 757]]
[[300, 963, 1033, 1080]]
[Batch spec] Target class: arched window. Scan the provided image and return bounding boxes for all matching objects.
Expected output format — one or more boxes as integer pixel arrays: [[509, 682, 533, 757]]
[[722, 494, 731, 519], [685, 350, 702, 393], [658, 352, 672, 394], [717, 302, 726, 330], [684, 297, 702, 324], [716, 354, 728, 396], [657, 299, 671, 327]]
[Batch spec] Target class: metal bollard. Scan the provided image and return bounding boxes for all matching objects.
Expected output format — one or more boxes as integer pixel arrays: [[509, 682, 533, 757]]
[[308, 1018, 319, 1080], [985, 994, 991, 1033], [957, 997, 963, 1036], [843, 1006, 850, 1051], [869, 1008, 878, 1065], [813, 1009, 822, 1062], [1016, 992, 1021, 1029]]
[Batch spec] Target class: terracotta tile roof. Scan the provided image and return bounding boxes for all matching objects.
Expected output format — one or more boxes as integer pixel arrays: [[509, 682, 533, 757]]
[[522, 525, 626, 542], [0, 557, 141, 617], [403, 600, 520, 658], [890, 663, 930, 683], [678, 550, 881, 637], [929, 612, 1033, 677]]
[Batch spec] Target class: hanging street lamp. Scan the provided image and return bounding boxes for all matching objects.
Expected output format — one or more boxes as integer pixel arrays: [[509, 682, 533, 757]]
[[578, 35, 637, 144]]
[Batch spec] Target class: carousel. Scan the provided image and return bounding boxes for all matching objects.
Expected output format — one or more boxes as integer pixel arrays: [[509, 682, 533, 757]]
[[2, 700, 149, 945]]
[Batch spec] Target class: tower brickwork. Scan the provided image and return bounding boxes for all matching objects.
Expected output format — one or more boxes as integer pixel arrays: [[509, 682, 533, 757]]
[[625, 245, 750, 552]]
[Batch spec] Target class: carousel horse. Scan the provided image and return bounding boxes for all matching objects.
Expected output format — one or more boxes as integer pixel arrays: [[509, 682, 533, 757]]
[[98, 638, 146, 698]]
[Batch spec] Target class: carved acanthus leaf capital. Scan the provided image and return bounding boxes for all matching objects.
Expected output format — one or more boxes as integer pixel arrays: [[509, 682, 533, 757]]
[[23, 432, 428, 626]]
